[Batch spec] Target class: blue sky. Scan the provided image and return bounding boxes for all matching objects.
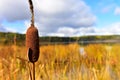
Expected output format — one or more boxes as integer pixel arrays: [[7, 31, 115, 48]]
[[0, 0, 120, 36], [85, 0, 120, 28]]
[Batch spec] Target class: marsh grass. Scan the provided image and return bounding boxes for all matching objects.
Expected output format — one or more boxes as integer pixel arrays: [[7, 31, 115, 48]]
[[0, 43, 120, 80]]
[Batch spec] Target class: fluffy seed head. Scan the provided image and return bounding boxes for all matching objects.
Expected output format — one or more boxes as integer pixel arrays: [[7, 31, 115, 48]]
[[26, 25, 39, 63]]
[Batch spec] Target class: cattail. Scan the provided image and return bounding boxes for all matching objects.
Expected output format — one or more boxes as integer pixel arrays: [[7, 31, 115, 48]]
[[26, 25, 39, 63], [26, 0, 39, 63], [26, 0, 39, 80]]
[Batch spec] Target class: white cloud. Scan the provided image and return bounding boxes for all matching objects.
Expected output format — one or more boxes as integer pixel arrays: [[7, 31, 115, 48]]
[[0, 0, 96, 36], [0, 0, 30, 22], [46, 27, 96, 37], [114, 7, 120, 15], [33, 0, 96, 35], [58, 27, 76, 34], [95, 22, 120, 35], [47, 33, 65, 37], [46, 22, 120, 37]]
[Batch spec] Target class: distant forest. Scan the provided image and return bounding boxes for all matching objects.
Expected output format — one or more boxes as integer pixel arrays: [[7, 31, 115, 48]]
[[0, 32, 120, 46]]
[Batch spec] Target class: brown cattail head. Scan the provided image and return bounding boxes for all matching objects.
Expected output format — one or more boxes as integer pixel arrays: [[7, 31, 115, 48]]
[[26, 24, 39, 63]]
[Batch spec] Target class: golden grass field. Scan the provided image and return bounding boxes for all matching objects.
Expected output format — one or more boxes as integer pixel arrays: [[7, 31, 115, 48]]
[[0, 43, 120, 80]]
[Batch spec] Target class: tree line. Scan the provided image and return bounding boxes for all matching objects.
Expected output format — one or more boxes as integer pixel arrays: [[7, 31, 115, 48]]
[[0, 32, 120, 46]]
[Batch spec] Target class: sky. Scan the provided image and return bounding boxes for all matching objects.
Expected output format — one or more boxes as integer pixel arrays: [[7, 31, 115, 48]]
[[0, 0, 120, 37]]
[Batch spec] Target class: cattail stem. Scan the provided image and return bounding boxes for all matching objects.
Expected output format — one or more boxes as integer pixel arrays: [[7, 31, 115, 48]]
[[28, 0, 34, 25], [33, 62, 35, 80]]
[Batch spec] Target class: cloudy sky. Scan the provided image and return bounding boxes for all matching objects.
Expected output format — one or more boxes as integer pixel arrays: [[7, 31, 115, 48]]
[[0, 0, 120, 37]]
